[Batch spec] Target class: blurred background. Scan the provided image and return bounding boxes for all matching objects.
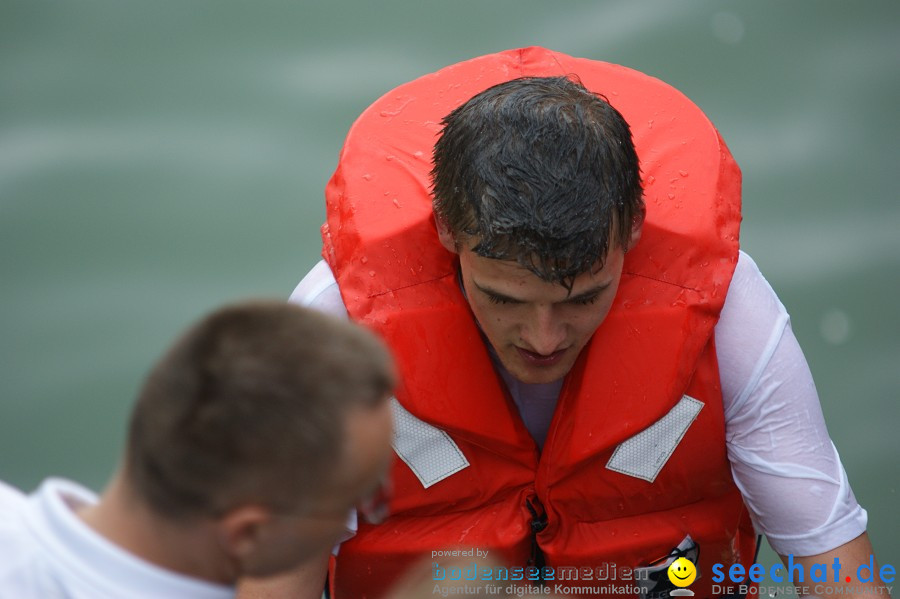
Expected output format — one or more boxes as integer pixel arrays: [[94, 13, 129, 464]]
[[2, 0, 897, 571]]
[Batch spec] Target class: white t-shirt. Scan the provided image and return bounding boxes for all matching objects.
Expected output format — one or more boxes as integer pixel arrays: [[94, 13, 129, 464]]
[[290, 251, 867, 558], [0, 478, 234, 599]]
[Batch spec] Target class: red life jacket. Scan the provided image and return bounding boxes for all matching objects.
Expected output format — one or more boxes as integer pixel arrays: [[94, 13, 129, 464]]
[[322, 47, 755, 599]]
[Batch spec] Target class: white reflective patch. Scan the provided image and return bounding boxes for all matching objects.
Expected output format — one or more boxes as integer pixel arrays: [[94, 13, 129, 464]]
[[606, 395, 704, 482], [390, 397, 470, 488]]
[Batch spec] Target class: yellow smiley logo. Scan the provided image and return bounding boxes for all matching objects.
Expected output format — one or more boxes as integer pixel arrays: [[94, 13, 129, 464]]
[[667, 557, 697, 588]]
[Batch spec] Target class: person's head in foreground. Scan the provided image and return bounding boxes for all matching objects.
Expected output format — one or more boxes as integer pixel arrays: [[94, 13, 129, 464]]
[[82, 300, 395, 583], [431, 75, 645, 384]]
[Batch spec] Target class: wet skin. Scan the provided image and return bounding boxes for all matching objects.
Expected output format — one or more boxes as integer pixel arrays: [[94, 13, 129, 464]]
[[457, 246, 627, 385]]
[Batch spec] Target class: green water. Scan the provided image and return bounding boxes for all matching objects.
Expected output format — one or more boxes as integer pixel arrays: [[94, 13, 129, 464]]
[[2, 0, 897, 576]]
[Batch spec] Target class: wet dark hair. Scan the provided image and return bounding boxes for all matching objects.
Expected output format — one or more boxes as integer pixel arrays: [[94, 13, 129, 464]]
[[431, 75, 643, 290]]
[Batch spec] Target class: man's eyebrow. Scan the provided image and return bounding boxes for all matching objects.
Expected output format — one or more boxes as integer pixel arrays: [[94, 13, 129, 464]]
[[472, 281, 524, 303], [564, 282, 612, 302], [472, 281, 612, 303]]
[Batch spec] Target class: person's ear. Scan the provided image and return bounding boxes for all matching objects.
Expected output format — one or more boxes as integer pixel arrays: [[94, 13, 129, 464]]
[[434, 214, 459, 254], [217, 504, 271, 561], [627, 206, 645, 251]]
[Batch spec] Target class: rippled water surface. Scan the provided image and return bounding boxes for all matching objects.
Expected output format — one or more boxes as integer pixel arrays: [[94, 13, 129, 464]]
[[2, 0, 897, 570]]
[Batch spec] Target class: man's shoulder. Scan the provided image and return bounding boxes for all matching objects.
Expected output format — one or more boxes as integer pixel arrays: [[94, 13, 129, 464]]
[[720, 250, 787, 325], [0, 479, 28, 531], [0, 479, 26, 507], [730, 250, 767, 290], [716, 250, 793, 414], [289, 259, 349, 319], [0, 480, 46, 596]]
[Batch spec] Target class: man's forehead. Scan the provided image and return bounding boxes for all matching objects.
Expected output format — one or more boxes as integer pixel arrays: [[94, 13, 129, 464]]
[[455, 224, 624, 280], [463, 248, 615, 292]]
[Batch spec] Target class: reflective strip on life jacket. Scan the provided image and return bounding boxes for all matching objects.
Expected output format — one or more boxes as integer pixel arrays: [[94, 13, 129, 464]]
[[390, 397, 470, 488], [606, 394, 705, 483]]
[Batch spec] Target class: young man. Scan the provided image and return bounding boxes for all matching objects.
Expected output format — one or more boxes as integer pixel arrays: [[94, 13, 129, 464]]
[[0, 301, 395, 598], [283, 48, 887, 598]]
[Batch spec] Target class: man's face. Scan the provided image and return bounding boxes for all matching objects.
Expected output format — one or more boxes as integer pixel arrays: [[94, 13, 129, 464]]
[[244, 398, 394, 576], [458, 246, 627, 384]]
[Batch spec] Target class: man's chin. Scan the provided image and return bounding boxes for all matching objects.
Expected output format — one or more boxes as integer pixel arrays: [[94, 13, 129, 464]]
[[502, 356, 572, 385]]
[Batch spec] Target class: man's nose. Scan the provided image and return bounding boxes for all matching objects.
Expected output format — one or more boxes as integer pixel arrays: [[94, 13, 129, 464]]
[[521, 305, 566, 355]]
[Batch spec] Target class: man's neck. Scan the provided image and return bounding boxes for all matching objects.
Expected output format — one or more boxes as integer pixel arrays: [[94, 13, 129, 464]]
[[76, 471, 234, 585]]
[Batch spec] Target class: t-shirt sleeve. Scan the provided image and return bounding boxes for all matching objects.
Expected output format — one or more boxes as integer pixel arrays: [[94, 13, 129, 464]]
[[715, 251, 867, 557], [289, 259, 350, 319]]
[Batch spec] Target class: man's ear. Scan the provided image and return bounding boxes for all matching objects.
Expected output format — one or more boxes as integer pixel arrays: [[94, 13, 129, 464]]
[[434, 214, 459, 254], [627, 206, 645, 251], [217, 504, 271, 560]]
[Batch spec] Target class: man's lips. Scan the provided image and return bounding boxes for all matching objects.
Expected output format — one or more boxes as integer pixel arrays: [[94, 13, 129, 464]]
[[516, 346, 567, 366]]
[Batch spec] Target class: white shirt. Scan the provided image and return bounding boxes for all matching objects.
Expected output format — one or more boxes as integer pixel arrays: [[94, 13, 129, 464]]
[[289, 251, 867, 557], [0, 478, 234, 599]]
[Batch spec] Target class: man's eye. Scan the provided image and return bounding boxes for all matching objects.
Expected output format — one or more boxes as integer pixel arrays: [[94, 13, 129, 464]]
[[486, 294, 511, 305], [573, 295, 599, 306]]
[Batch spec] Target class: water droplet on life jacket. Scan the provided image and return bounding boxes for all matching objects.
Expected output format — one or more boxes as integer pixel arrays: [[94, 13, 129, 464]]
[[361, 256, 369, 264], [362, 173, 372, 181], [368, 270, 376, 277], [392, 198, 402, 208], [667, 193, 676, 200], [647, 175, 656, 185], [414, 150, 424, 159], [647, 119, 654, 129], [679, 169, 689, 177]]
